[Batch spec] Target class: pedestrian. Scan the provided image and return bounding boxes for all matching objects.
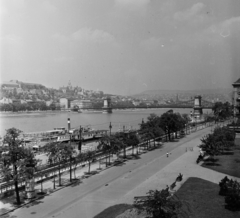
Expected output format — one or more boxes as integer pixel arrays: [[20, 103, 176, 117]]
[[186, 148, 187, 152], [166, 153, 169, 157]]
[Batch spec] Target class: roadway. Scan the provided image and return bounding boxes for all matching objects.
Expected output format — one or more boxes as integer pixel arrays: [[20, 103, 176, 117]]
[[9, 124, 214, 218]]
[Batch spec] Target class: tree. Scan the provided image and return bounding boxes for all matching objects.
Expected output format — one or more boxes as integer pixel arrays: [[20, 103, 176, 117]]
[[36, 164, 49, 194], [114, 132, 128, 158], [174, 113, 187, 137], [0, 128, 38, 204], [45, 142, 64, 186], [126, 131, 140, 156], [60, 143, 77, 182], [159, 112, 181, 141], [84, 150, 96, 174], [73, 152, 85, 179], [212, 127, 235, 150], [139, 114, 164, 149], [212, 101, 232, 121], [134, 189, 182, 218], [199, 134, 222, 162], [98, 135, 119, 165]]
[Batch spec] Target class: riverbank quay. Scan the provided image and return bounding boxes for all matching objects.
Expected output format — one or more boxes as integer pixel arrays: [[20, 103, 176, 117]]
[[0, 122, 227, 218]]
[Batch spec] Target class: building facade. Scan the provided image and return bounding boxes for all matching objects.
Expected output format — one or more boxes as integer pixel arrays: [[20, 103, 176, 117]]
[[70, 99, 92, 109], [0, 97, 13, 104], [232, 78, 240, 120], [59, 98, 70, 109]]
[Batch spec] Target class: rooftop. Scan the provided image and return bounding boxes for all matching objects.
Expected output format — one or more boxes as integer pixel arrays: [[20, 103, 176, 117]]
[[233, 78, 240, 86]]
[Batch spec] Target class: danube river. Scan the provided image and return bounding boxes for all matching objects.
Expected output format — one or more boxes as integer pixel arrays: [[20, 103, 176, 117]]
[[0, 108, 211, 137]]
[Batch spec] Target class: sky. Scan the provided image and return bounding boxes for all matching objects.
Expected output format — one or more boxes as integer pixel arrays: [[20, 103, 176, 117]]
[[0, 0, 240, 95]]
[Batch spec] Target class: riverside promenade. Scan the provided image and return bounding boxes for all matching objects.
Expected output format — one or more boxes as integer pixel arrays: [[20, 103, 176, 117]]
[[2, 123, 239, 218]]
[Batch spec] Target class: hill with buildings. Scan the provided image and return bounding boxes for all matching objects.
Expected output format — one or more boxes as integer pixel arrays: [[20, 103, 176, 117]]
[[132, 88, 232, 103], [0, 80, 232, 111]]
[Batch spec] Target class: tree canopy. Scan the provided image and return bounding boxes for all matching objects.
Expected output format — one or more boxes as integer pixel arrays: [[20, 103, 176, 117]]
[[0, 128, 38, 204], [212, 101, 232, 120]]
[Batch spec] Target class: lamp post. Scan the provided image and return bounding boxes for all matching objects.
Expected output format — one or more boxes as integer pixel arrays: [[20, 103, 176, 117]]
[[195, 116, 197, 131], [165, 126, 168, 142], [109, 122, 112, 136], [67, 118, 71, 133], [190, 111, 193, 133], [109, 122, 112, 159], [78, 126, 82, 152], [69, 133, 72, 182]]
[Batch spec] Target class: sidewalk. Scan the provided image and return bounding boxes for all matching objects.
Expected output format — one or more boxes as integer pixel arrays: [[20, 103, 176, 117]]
[[115, 140, 240, 206]]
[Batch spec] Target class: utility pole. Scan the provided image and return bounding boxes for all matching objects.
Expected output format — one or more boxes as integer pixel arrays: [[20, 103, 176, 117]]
[[78, 126, 82, 152], [68, 118, 71, 133], [109, 122, 112, 136]]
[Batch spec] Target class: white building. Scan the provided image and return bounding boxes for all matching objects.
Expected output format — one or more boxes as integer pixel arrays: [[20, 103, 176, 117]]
[[0, 97, 13, 104], [59, 98, 70, 109], [70, 99, 92, 109]]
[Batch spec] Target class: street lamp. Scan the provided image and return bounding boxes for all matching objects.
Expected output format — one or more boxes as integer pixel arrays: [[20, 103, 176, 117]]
[[109, 122, 112, 136], [78, 126, 82, 152], [195, 116, 197, 131]]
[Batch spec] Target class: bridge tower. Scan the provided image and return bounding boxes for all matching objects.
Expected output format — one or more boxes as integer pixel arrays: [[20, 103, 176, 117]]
[[192, 95, 203, 122], [102, 97, 112, 113]]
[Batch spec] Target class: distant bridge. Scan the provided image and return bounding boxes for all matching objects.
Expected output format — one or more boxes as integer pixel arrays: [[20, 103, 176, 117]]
[[175, 98, 214, 108]]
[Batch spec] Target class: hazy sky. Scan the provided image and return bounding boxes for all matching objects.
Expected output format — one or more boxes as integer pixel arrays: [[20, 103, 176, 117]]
[[1, 0, 240, 95]]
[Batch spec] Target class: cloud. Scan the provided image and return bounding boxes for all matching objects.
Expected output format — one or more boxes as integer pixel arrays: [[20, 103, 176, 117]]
[[72, 28, 116, 44], [1, 34, 22, 45], [51, 33, 69, 43], [114, 0, 150, 14], [43, 1, 57, 13], [54, 57, 74, 62], [219, 16, 240, 37], [199, 16, 240, 41], [174, 3, 206, 23], [0, 3, 8, 16], [115, 0, 150, 7], [140, 37, 165, 50], [52, 28, 119, 48], [171, 16, 240, 49]]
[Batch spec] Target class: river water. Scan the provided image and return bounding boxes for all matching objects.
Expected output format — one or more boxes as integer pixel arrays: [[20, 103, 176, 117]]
[[0, 108, 211, 137]]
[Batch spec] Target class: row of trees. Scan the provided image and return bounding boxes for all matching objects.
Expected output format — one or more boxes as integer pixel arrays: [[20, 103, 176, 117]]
[[0, 102, 60, 112], [139, 112, 190, 142]]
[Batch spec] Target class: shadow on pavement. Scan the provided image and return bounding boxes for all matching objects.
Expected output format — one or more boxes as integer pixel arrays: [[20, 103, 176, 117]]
[[204, 162, 221, 166], [114, 161, 126, 167], [70, 179, 82, 187], [93, 204, 134, 218]]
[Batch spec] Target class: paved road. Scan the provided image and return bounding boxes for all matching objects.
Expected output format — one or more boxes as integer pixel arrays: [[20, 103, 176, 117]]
[[8, 125, 214, 218]]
